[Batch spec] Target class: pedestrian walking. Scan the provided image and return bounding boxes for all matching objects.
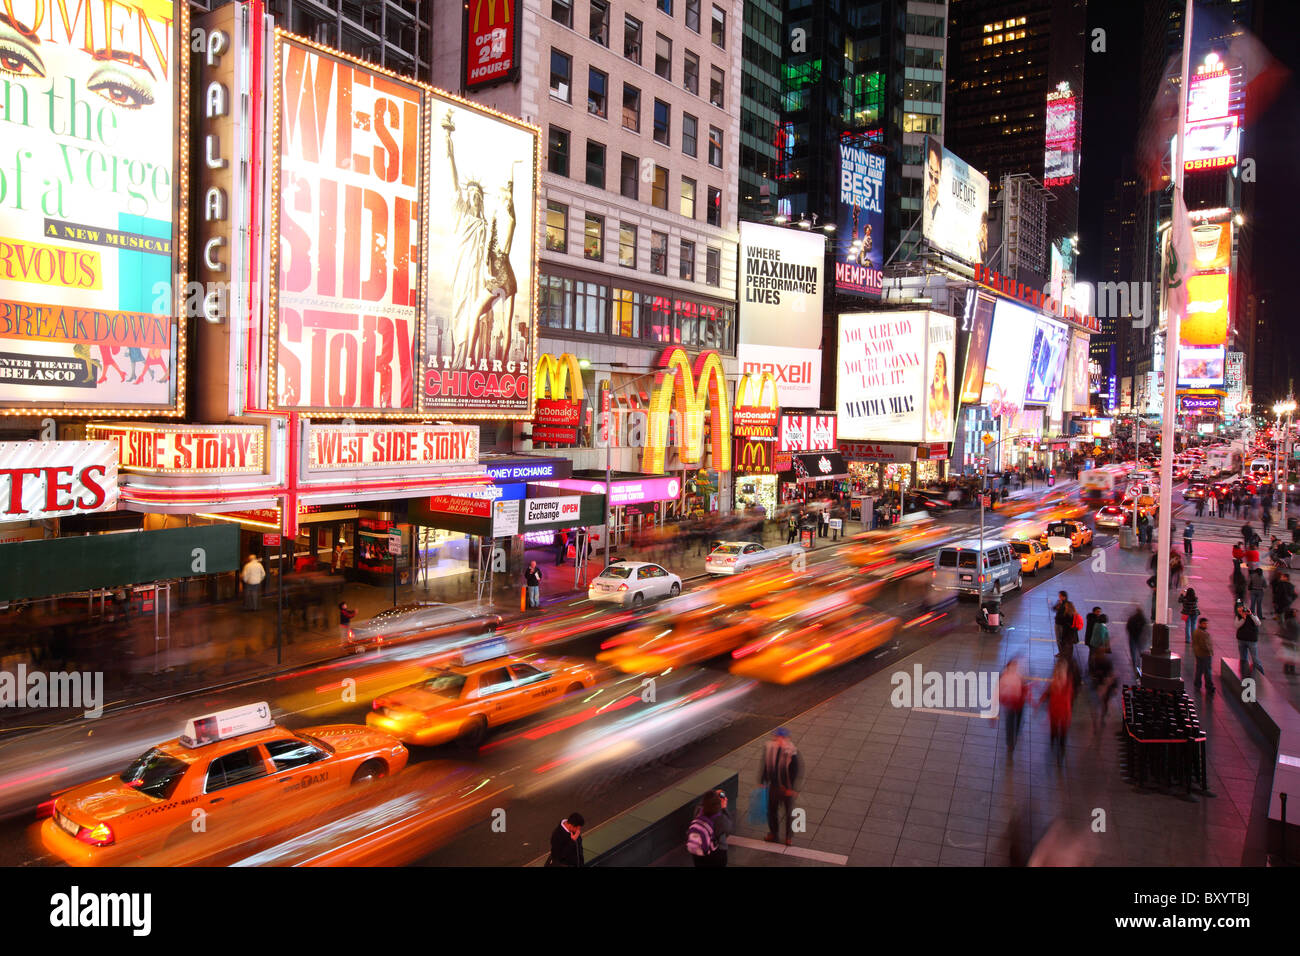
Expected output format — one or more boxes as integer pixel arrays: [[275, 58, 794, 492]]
[[1091, 643, 1119, 734], [545, 813, 585, 867], [1207, 493, 1218, 518], [1276, 573, 1297, 619], [1038, 660, 1075, 768], [999, 657, 1031, 757], [819, 508, 829, 538], [1170, 550, 1184, 591], [1248, 566, 1266, 618], [686, 790, 731, 867], [524, 560, 542, 609], [1281, 608, 1300, 676], [1191, 616, 1216, 694], [760, 728, 800, 846], [338, 601, 356, 643], [1178, 587, 1200, 644], [1231, 563, 1247, 604], [1262, 506, 1273, 538], [241, 554, 266, 610], [1126, 607, 1148, 674], [554, 530, 567, 566], [1052, 590, 1080, 659], [1235, 603, 1264, 676], [1183, 521, 1195, 557], [1087, 611, 1110, 680], [1246, 540, 1262, 570], [331, 541, 346, 574], [786, 512, 797, 545], [1232, 540, 1244, 571]]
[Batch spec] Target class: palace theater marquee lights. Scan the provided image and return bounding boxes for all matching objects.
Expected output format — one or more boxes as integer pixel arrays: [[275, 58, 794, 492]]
[[642, 348, 732, 474]]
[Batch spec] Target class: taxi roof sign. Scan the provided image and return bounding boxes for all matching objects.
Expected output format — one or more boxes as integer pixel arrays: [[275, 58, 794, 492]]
[[458, 636, 510, 667], [179, 702, 274, 748]]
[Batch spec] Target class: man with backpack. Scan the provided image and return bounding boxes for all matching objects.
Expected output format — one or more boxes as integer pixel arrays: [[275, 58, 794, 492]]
[[1052, 590, 1080, 660], [686, 790, 732, 867], [760, 728, 800, 847]]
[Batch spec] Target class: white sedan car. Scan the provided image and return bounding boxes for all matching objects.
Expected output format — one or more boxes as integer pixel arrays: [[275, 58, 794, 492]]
[[705, 541, 802, 575], [588, 561, 682, 606]]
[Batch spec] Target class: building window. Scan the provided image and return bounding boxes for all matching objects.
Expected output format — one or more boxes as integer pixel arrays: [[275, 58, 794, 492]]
[[652, 165, 668, 208], [624, 14, 642, 63], [710, 5, 726, 47], [653, 99, 670, 145], [548, 126, 570, 176], [540, 274, 572, 328], [550, 49, 572, 102], [551, 0, 572, 28], [546, 202, 568, 253], [622, 84, 640, 131], [683, 51, 699, 95], [708, 126, 722, 167], [586, 140, 606, 188], [657, 0, 672, 15], [589, 0, 609, 45], [655, 33, 672, 79], [584, 214, 604, 261], [620, 153, 639, 199], [680, 239, 695, 281], [709, 66, 725, 109], [706, 185, 721, 226], [651, 231, 668, 275], [613, 288, 641, 337], [685, 0, 700, 32], [682, 113, 698, 156], [587, 68, 608, 118], [680, 176, 696, 218], [619, 223, 637, 268], [705, 246, 720, 285], [574, 280, 608, 333]]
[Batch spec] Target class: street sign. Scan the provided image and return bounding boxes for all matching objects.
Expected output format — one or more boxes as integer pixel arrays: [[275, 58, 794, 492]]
[[982, 433, 995, 446], [263, 534, 281, 548], [387, 530, 402, 556]]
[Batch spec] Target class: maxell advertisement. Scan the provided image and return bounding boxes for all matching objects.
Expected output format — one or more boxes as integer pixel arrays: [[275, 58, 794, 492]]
[[0, 1, 187, 414], [835, 144, 884, 298], [923, 136, 990, 265], [275, 36, 423, 413], [424, 95, 539, 415], [924, 314, 956, 444], [737, 222, 824, 407], [837, 311, 934, 443]]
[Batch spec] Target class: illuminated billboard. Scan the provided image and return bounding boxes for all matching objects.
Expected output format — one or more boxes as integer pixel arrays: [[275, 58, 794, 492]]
[[959, 289, 996, 405], [0, 1, 189, 416], [1043, 84, 1077, 187], [835, 144, 885, 298], [980, 298, 1037, 415], [1068, 331, 1091, 412], [424, 93, 540, 416], [274, 36, 424, 414], [1177, 345, 1226, 389], [1025, 315, 1069, 405], [1183, 272, 1230, 346], [837, 311, 949, 443], [1184, 55, 1239, 173], [923, 137, 989, 265], [465, 0, 520, 89]]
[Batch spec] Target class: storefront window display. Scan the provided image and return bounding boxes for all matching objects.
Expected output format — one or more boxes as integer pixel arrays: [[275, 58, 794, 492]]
[[415, 527, 472, 582], [735, 475, 777, 515]]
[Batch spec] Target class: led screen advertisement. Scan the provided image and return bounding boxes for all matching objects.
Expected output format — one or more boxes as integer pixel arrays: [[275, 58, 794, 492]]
[[980, 298, 1036, 415], [922, 137, 989, 265], [424, 94, 539, 416], [1184, 56, 1239, 174], [1177, 345, 1226, 388], [835, 144, 885, 298], [958, 289, 995, 405], [1043, 85, 1077, 187], [1025, 315, 1069, 405], [0, 1, 188, 415], [274, 36, 424, 413], [1068, 331, 1090, 412], [837, 311, 948, 443]]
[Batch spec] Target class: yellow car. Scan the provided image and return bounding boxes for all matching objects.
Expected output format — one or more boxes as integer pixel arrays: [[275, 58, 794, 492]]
[[366, 654, 597, 747], [1041, 520, 1093, 558], [1009, 539, 1054, 575]]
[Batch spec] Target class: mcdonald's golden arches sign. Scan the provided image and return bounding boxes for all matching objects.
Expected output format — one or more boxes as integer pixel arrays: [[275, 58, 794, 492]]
[[466, 0, 518, 89], [643, 347, 732, 474]]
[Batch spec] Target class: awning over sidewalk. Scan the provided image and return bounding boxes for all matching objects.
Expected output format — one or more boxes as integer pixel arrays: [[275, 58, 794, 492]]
[[791, 452, 849, 483]]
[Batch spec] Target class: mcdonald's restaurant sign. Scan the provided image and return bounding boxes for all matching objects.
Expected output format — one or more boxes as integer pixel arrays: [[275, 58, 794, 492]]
[[465, 0, 519, 90], [643, 347, 732, 474], [735, 437, 776, 475], [734, 372, 779, 440], [535, 353, 585, 403]]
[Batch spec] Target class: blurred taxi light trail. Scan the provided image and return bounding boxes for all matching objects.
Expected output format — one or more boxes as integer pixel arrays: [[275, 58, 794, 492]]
[[0, 766, 71, 793], [781, 642, 832, 669], [906, 611, 947, 628], [480, 695, 640, 751]]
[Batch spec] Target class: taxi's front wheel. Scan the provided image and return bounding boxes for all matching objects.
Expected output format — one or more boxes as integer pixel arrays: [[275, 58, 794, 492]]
[[458, 715, 488, 748], [351, 760, 388, 785]]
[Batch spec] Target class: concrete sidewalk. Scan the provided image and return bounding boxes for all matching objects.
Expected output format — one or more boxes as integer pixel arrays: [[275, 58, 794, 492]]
[[658, 536, 1277, 867]]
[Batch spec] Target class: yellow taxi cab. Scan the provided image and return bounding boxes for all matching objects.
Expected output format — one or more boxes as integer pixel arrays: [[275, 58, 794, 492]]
[[366, 646, 597, 747], [731, 612, 899, 685], [40, 702, 408, 866], [1009, 539, 1054, 575], [1041, 519, 1093, 558]]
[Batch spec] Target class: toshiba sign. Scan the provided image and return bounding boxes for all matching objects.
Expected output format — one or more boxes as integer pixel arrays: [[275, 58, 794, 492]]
[[0, 442, 119, 521]]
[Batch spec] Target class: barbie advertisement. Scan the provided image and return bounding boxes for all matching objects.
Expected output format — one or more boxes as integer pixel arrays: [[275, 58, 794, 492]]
[[0, 0, 186, 413]]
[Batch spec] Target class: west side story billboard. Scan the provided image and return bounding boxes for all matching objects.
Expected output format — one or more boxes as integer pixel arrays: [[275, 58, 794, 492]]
[[835, 143, 884, 298], [0, 0, 189, 415]]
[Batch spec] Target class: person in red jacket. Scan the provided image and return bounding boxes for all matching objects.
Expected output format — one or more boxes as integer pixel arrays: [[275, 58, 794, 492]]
[[999, 657, 1032, 758], [1038, 660, 1075, 768]]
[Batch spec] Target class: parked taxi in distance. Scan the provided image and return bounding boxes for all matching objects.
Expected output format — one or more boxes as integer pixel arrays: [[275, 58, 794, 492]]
[[40, 702, 408, 866], [1041, 519, 1093, 558], [1009, 539, 1055, 575], [366, 644, 597, 747]]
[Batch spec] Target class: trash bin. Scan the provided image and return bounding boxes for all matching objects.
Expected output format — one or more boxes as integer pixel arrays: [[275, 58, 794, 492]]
[[1119, 526, 1138, 550]]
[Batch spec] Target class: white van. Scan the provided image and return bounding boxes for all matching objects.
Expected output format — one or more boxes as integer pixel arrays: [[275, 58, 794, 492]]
[[932, 540, 1023, 598]]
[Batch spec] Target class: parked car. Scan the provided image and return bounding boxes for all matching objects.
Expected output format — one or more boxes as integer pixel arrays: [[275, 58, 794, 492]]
[[344, 603, 501, 654], [1095, 505, 1126, 530], [588, 561, 683, 606], [705, 541, 803, 576]]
